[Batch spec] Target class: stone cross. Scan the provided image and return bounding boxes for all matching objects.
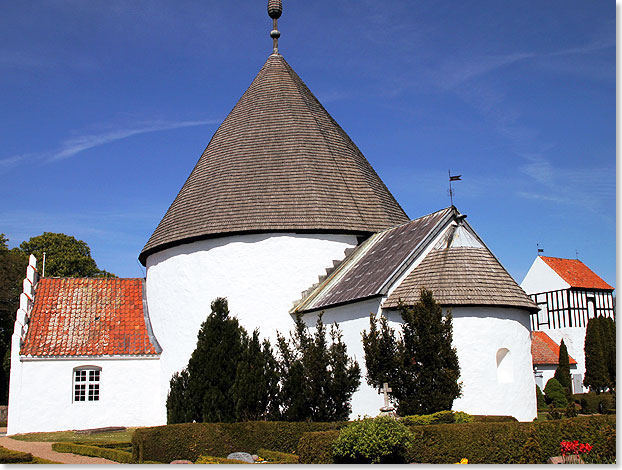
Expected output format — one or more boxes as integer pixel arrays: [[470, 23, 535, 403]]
[[379, 382, 395, 414]]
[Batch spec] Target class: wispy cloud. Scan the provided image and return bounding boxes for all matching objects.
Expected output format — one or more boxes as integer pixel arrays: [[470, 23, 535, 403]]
[[50, 119, 220, 161]]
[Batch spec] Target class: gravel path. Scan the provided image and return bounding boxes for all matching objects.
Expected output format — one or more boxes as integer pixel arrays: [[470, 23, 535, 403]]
[[0, 433, 118, 464]]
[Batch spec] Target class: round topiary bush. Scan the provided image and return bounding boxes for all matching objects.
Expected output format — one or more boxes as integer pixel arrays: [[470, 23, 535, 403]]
[[331, 416, 415, 464], [544, 378, 568, 408]]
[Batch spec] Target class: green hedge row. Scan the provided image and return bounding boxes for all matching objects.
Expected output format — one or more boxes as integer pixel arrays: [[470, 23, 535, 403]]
[[297, 415, 615, 464], [256, 448, 299, 464], [0, 445, 34, 463], [52, 442, 135, 463], [574, 393, 616, 414], [131, 421, 346, 463]]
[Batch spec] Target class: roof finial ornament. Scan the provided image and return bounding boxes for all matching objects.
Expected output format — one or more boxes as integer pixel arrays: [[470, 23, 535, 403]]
[[268, 0, 282, 54]]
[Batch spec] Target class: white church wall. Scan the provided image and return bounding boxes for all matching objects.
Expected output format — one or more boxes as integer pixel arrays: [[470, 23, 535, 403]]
[[520, 257, 570, 294], [145, 232, 359, 421], [8, 357, 161, 435], [309, 302, 537, 422], [535, 364, 579, 394]]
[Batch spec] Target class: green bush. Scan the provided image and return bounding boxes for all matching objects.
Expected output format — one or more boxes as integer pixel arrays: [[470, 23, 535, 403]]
[[52, 442, 134, 463], [297, 431, 339, 464], [132, 421, 346, 463], [471, 415, 518, 423], [256, 448, 299, 464], [332, 416, 415, 464], [0, 445, 34, 463], [544, 378, 568, 408], [575, 392, 616, 414], [536, 385, 547, 410], [401, 410, 473, 426]]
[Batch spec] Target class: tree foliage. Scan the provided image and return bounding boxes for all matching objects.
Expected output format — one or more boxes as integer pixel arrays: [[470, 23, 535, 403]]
[[543, 377, 568, 408], [277, 313, 361, 422], [19, 232, 115, 278], [554, 339, 572, 400], [363, 288, 462, 416], [584, 316, 616, 393], [167, 298, 281, 424]]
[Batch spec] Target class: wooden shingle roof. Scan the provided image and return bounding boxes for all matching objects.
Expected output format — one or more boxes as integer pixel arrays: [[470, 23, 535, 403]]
[[383, 246, 538, 311], [540, 256, 613, 290], [140, 54, 409, 264], [21, 278, 160, 357]]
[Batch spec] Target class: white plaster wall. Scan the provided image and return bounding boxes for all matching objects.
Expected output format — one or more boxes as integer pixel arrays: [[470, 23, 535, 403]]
[[145, 232, 359, 421], [8, 357, 161, 435], [521, 257, 570, 294], [535, 364, 579, 394], [310, 303, 537, 422], [538, 327, 588, 393]]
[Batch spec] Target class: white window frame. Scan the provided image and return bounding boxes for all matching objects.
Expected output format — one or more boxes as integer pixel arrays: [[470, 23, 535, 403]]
[[73, 366, 101, 403]]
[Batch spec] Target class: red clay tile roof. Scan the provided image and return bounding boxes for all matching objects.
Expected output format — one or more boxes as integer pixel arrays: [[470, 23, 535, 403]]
[[21, 278, 159, 357], [140, 53, 409, 264], [531, 331, 577, 365], [540, 256, 613, 290]]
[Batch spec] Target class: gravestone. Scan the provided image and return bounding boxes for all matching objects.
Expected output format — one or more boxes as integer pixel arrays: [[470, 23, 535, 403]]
[[227, 452, 255, 463]]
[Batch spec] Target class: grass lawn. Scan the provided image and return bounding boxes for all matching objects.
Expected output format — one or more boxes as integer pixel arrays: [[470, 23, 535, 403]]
[[10, 428, 135, 444]]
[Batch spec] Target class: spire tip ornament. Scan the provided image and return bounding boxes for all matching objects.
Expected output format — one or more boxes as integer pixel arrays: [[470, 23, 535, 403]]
[[267, 0, 282, 54]]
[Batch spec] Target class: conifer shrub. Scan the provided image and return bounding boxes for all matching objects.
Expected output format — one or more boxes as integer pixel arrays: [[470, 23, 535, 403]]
[[331, 416, 415, 464], [536, 385, 547, 410], [554, 340, 573, 400], [544, 378, 568, 408], [584, 316, 615, 393]]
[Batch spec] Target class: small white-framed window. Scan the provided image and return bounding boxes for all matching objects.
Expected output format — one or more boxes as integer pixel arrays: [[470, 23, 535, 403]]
[[73, 367, 101, 402]]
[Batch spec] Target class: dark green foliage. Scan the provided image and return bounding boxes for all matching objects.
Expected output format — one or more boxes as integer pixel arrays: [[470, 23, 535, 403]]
[[256, 448, 299, 464], [166, 369, 191, 424], [0, 234, 27, 404], [544, 378, 568, 408], [554, 340, 572, 400], [363, 289, 461, 415], [276, 313, 360, 421], [518, 432, 543, 464], [232, 331, 280, 421], [536, 385, 547, 410], [52, 442, 134, 463], [131, 421, 346, 463], [564, 402, 578, 418], [584, 316, 615, 393], [546, 404, 564, 420], [297, 431, 340, 464], [0, 444, 34, 463], [332, 416, 415, 464], [19, 232, 115, 278], [575, 392, 616, 414], [471, 415, 518, 423]]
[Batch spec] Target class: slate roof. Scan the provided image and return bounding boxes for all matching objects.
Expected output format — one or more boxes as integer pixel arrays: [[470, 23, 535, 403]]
[[21, 278, 160, 357], [140, 53, 409, 264], [383, 246, 538, 311], [540, 256, 613, 291], [292, 208, 454, 312], [531, 331, 577, 366]]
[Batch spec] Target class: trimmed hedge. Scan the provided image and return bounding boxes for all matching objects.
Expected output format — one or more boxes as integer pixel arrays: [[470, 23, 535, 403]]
[[131, 421, 346, 463], [0, 445, 34, 463], [297, 415, 615, 464], [472, 415, 518, 423], [256, 448, 299, 464], [401, 410, 473, 426], [297, 431, 339, 464], [574, 392, 616, 414], [52, 442, 134, 463]]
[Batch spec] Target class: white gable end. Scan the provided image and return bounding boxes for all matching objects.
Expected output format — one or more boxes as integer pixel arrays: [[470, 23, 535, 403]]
[[520, 256, 570, 294]]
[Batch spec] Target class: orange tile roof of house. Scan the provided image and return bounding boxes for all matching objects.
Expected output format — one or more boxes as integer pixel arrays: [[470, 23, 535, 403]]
[[531, 331, 577, 366], [540, 256, 613, 290], [21, 278, 160, 357]]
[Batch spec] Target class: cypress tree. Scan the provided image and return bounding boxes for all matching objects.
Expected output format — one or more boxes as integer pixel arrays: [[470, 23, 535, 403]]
[[600, 317, 616, 390], [362, 288, 462, 416], [584, 316, 608, 394], [166, 369, 191, 424], [277, 313, 360, 421], [554, 339, 572, 400]]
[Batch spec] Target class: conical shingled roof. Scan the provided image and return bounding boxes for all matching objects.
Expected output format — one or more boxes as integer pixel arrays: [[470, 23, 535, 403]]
[[140, 54, 409, 265]]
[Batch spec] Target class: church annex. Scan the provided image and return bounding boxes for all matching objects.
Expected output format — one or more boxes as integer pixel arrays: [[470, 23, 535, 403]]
[[8, 1, 539, 434]]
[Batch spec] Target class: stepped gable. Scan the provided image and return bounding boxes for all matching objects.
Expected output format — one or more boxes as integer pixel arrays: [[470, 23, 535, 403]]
[[21, 278, 160, 357], [383, 246, 538, 311], [139, 53, 409, 264]]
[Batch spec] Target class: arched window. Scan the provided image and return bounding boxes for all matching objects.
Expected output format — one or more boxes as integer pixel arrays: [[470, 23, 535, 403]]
[[73, 366, 101, 402], [496, 348, 513, 383]]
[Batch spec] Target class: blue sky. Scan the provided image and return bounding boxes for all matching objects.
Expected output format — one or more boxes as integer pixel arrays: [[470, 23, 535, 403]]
[[0, 1, 616, 288]]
